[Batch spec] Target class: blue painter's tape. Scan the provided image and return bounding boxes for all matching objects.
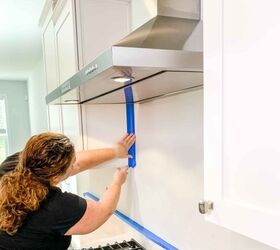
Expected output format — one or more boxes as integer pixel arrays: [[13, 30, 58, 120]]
[[124, 86, 136, 168], [84, 192, 179, 250]]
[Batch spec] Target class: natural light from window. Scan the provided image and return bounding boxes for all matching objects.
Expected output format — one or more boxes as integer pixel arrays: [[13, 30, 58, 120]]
[[0, 97, 8, 163]]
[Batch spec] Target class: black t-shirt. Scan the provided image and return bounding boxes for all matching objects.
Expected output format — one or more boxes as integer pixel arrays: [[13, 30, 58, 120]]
[[0, 188, 87, 250]]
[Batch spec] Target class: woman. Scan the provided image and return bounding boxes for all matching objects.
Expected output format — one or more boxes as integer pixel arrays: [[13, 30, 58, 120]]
[[0, 151, 19, 178], [0, 132, 136, 250]]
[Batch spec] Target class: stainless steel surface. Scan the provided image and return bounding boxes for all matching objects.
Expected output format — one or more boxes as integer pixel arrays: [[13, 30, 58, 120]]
[[46, 47, 202, 104], [138, 84, 203, 104], [82, 71, 203, 104], [46, 0, 202, 105], [115, 16, 199, 50], [109, 0, 201, 50], [199, 201, 214, 214]]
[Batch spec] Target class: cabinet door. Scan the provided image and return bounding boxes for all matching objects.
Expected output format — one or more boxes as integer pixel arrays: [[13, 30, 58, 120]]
[[42, 13, 58, 94], [76, 0, 131, 67], [47, 105, 62, 133], [41, 10, 62, 133], [54, 0, 79, 102], [60, 104, 84, 194], [54, 0, 77, 83], [54, 0, 81, 192], [61, 105, 83, 151], [204, 0, 280, 249]]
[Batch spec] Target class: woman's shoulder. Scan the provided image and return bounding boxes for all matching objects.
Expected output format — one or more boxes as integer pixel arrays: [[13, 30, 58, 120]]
[[43, 187, 86, 210]]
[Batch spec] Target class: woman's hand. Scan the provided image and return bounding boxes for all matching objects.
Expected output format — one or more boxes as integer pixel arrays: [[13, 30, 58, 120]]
[[114, 133, 136, 159], [113, 166, 129, 186]]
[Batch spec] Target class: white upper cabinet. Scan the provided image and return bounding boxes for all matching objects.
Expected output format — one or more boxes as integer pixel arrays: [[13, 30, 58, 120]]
[[40, 6, 62, 133], [76, 0, 131, 67], [204, 0, 280, 249], [41, 8, 58, 94], [53, 0, 79, 102], [53, 0, 77, 84]]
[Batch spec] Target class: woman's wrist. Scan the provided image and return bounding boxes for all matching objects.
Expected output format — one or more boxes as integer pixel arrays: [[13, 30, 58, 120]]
[[113, 146, 119, 159], [111, 179, 123, 187]]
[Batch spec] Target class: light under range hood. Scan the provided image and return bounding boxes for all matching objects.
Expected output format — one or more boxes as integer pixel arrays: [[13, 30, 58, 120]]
[[46, 0, 203, 105]]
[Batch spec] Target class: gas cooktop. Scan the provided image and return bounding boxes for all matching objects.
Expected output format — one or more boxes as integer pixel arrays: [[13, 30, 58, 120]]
[[80, 239, 146, 250]]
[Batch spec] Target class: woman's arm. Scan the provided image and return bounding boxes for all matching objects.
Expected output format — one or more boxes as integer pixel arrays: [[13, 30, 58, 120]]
[[70, 133, 135, 176], [64, 166, 129, 235]]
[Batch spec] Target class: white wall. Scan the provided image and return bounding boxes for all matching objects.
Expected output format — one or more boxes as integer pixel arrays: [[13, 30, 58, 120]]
[[80, 90, 277, 250], [28, 57, 48, 135], [0, 80, 31, 154], [131, 0, 157, 30]]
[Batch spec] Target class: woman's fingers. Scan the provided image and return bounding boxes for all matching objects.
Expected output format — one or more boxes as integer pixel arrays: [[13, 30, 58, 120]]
[[115, 134, 136, 158], [124, 133, 136, 146], [118, 133, 129, 143], [120, 133, 130, 141], [127, 134, 136, 146], [121, 166, 129, 172], [119, 133, 136, 145], [114, 166, 129, 185]]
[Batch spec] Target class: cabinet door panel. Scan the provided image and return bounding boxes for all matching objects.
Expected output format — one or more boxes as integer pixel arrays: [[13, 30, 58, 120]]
[[60, 105, 83, 194], [54, 1, 81, 193], [55, 0, 77, 83], [42, 16, 57, 93], [48, 105, 62, 133], [76, 0, 131, 67], [54, 0, 79, 101], [204, 0, 280, 249], [61, 105, 83, 150]]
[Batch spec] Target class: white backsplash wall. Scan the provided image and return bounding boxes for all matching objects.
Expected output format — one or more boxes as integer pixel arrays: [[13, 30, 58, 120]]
[[77, 103, 128, 197], [79, 89, 276, 250]]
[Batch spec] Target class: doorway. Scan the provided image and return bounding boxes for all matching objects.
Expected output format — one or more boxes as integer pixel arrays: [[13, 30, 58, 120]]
[[0, 80, 31, 161]]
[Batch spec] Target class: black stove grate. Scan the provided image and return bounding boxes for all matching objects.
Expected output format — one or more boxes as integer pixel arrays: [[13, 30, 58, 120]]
[[80, 239, 146, 250]]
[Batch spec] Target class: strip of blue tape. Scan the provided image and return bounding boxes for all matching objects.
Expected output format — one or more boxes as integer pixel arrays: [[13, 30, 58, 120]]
[[124, 86, 136, 168], [83, 192, 179, 250]]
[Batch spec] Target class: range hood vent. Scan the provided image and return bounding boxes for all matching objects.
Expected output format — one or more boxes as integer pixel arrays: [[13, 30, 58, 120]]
[[46, 0, 203, 105]]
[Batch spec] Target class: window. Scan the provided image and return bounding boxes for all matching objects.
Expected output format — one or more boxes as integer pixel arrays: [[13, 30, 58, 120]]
[[0, 96, 8, 163]]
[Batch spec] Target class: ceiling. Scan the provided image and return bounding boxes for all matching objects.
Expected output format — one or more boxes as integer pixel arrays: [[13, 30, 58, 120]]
[[0, 0, 45, 80]]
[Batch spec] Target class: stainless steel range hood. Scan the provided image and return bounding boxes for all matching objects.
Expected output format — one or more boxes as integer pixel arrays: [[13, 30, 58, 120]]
[[46, 0, 203, 105]]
